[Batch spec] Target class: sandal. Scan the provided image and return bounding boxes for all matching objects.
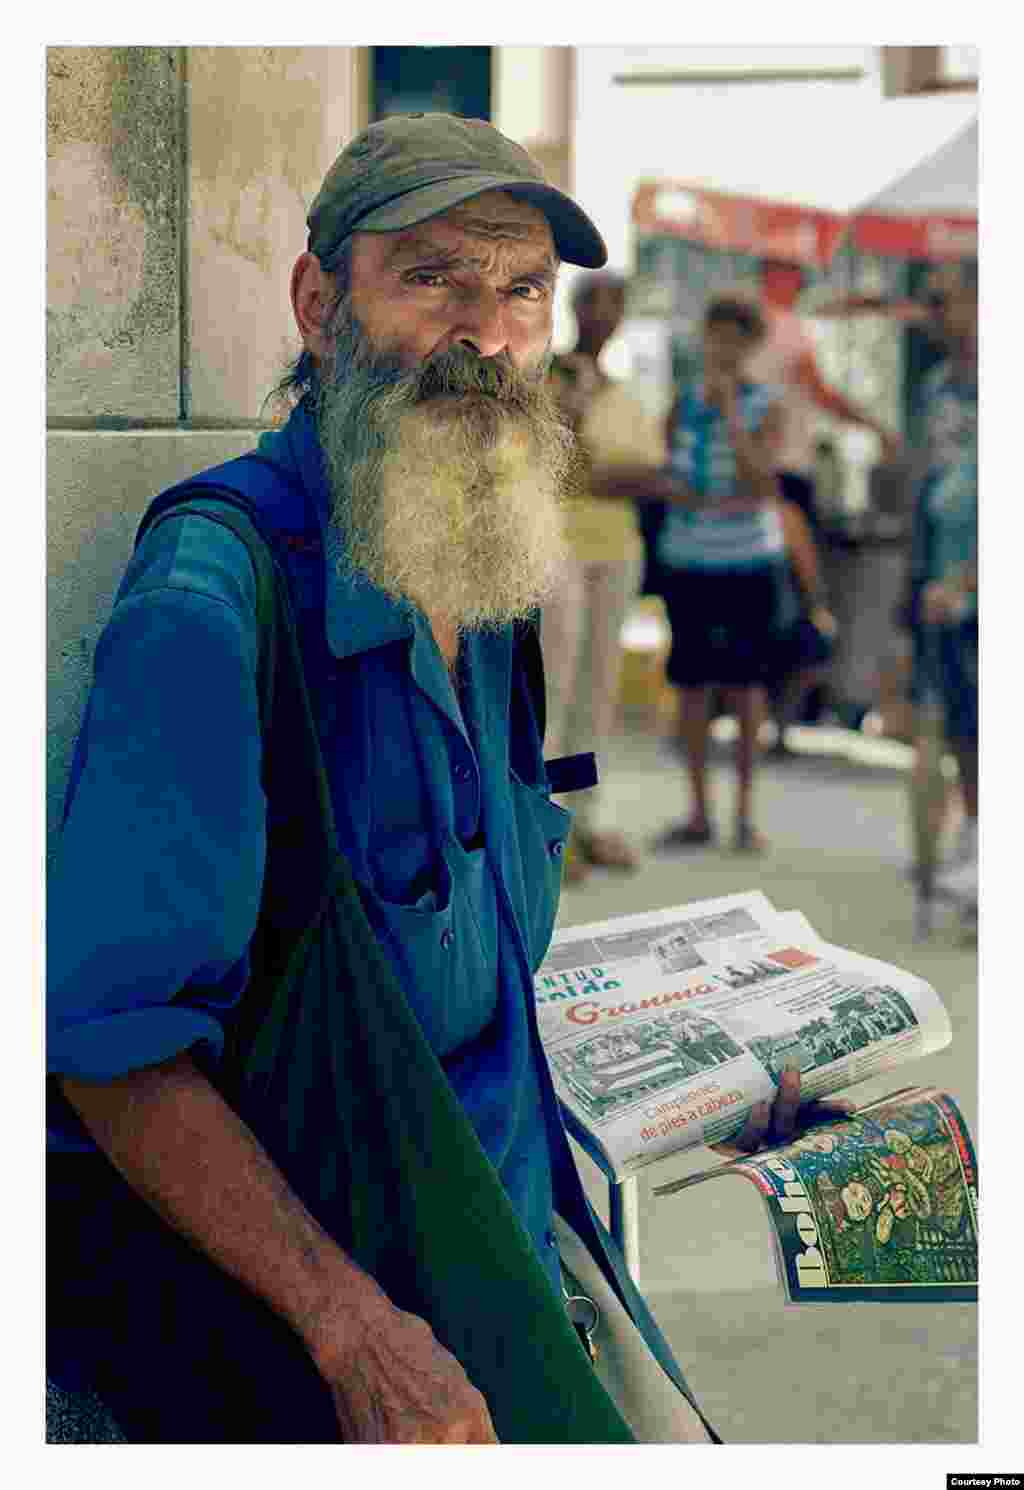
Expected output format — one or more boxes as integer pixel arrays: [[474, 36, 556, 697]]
[[651, 820, 715, 852], [576, 830, 640, 872]]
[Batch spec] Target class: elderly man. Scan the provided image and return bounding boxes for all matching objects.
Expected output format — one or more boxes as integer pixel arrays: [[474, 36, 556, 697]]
[[47, 114, 819, 1445]]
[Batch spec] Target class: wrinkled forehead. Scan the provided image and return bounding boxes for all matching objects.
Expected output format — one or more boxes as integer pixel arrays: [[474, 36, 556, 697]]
[[428, 190, 557, 251]]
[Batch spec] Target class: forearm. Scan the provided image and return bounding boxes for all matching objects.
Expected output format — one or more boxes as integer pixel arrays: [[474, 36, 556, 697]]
[[588, 464, 698, 506], [787, 537, 821, 604], [789, 542, 830, 612], [59, 1051, 388, 1372], [811, 294, 927, 323], [813, 383, 883, 434]]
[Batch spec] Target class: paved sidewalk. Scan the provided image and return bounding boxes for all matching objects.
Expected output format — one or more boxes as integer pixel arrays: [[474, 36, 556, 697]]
[[559, 724, 978, 1443]]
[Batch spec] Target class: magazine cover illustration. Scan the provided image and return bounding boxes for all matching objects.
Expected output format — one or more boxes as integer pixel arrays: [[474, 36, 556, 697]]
[[720, 1089, 977, 1302]]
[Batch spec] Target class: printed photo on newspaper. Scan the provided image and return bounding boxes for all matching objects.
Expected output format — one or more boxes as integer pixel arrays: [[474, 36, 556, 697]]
[[534, 891, 976, 1303]]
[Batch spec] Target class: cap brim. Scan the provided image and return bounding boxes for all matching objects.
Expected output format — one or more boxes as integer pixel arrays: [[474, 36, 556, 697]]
[[356, 173, 608, 269]]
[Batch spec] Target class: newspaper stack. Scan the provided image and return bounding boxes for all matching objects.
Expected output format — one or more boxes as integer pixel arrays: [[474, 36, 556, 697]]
[[534, 891, 977, 1303]]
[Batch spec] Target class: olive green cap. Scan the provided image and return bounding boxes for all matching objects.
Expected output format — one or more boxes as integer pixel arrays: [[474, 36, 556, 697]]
[[307, 112, 607, 271]]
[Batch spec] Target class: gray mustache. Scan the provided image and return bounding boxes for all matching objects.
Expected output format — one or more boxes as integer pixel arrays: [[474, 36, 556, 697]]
[[410, 347, 545, 413]]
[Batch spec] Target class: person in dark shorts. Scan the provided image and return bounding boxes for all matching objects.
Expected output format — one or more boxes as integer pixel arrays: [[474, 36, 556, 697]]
[[652, 297, 793, 854]]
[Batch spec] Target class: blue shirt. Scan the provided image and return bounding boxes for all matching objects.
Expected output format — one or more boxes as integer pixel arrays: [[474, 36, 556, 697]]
[[666, 379, 777, 500], [659, 380, 786, 573], [47, 401, 572, 1290], [911, 359, 978, 615]]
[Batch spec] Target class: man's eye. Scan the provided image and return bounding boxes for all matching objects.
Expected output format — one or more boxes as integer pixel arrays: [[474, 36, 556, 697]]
[[510, 283, 546, 302], [408, 272, 448, 288]]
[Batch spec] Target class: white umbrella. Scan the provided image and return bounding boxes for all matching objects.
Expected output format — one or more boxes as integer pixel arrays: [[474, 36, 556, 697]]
[[852, 117, 977, 220], [795, 117, 977, 320]]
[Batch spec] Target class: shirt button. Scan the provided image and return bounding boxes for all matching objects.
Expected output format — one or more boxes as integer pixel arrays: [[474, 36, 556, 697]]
[[550, 840, 565, 858], [453, 763, 471, 782], [440, 928, 455, 950]]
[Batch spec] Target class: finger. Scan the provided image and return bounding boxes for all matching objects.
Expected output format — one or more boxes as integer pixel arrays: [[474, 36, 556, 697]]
[[727, 1100, 773, 1153], [770, 1067, 803, 1141], [801, 1097, 857, 1121]]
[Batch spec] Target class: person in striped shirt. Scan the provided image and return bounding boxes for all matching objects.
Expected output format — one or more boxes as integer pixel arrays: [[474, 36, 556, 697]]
[[652, 296, 798, 854]]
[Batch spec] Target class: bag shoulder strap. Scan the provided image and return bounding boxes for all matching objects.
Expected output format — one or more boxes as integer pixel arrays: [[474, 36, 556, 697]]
[[136, 453, 314, 551], [141, 498, 280, 736], [141, 492, 338, 845], [135, 451, 316, 745]]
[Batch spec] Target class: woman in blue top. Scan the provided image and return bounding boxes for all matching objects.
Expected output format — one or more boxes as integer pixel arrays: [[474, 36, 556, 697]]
[[653, 296, 794, 854]]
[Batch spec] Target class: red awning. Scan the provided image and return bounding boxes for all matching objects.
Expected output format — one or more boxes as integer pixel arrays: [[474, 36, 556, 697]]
[[631, 120, 977, 266]]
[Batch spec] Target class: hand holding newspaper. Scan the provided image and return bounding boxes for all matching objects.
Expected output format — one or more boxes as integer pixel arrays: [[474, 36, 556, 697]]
[[534, 891, 977, 1303]]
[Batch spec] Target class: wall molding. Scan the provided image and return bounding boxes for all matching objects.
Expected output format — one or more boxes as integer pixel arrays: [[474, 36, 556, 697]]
[[613, 67, 866, 86]]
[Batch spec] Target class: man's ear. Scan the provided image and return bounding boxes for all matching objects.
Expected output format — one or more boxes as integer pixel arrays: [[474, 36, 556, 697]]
[[291, 252, 335, 361]]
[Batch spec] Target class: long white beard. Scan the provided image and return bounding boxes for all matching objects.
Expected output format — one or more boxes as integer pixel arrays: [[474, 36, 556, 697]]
[[316, 316, 574, 631], [352, 393, 571, 630]]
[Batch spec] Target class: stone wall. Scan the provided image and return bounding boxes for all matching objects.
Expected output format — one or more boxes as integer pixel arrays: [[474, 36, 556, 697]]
[[46, 46, 361, 859]]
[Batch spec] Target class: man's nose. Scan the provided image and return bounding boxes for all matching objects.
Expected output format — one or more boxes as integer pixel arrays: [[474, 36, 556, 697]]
[[449, 288, 510, 360]]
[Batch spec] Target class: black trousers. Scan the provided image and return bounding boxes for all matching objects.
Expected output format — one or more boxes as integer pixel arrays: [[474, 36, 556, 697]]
[[47, 1153, 340, 1443]]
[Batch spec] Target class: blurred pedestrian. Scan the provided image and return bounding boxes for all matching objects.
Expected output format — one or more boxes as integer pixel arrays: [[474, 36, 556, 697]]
[[904, 261, 978, 913], [747, 260, 902, 735], [748, 259, 904, 533], [652, 296, 793, 854], [545, 273, 667, 883]]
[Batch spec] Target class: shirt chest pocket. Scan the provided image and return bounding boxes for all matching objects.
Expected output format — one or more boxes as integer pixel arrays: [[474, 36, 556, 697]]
[[508, 772, 572, 974], [357, 833, 499, 1060]]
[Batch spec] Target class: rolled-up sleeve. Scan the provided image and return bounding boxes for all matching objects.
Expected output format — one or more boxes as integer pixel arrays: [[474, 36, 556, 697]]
[[47, 513, 266, 1082]]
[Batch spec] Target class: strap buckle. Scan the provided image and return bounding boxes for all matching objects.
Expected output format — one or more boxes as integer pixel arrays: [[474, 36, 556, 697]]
[[564, 1291, 600, 1365]]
